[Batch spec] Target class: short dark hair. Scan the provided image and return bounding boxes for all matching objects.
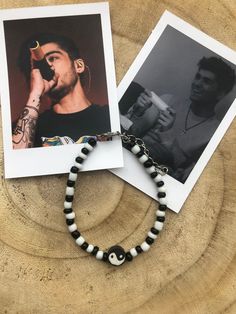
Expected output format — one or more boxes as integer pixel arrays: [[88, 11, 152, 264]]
[[198, 57, 235, 94], [18, 33, 82, 81]]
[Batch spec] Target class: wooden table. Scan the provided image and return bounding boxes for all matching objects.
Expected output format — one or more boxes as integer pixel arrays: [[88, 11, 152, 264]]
[[0, 0, 236, 313]]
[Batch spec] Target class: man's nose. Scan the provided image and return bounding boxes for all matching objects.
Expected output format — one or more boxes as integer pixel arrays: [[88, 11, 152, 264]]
[[193, 78, 202, 88]]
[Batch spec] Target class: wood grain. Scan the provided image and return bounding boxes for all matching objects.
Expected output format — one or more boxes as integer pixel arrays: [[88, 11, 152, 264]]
[[0, 0, 236, 313]]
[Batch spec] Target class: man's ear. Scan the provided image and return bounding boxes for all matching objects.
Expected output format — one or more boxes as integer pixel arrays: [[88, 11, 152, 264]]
[[74, 58, 85, 74]]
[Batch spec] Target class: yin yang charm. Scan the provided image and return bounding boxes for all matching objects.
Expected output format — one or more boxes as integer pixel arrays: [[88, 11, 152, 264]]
[[108, 245, 126, 266]]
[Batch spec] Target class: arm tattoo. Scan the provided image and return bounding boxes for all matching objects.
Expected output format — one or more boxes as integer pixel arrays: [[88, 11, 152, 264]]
[[12, 108, 38, 148]]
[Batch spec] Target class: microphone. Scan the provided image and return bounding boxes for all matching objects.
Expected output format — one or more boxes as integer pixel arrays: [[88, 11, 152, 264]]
[[30, 40, 55, 81]]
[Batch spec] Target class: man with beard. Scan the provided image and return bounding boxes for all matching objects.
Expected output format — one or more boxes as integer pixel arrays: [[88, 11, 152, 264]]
[[12, 33, 110, 148], [120, 57, 235, 182]]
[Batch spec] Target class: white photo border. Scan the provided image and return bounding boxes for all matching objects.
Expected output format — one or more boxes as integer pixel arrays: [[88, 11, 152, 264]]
[[112, 10, 236, 213], [0, 2, 123, 178]]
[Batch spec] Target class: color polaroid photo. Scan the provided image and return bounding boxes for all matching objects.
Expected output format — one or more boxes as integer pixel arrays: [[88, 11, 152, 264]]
[[0, 2, 122, 178], [112, 11, 236, 213]]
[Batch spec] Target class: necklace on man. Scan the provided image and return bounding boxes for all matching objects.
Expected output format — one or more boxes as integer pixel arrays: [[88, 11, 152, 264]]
[[63, 131, 168, 266], [181, 106, 212, 135]]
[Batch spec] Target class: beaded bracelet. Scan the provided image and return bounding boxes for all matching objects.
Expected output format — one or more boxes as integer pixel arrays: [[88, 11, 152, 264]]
[[64, 131, 168, 266]]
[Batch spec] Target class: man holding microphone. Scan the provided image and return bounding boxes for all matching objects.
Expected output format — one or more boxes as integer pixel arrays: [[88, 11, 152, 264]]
[[12, 33, 110, 148]]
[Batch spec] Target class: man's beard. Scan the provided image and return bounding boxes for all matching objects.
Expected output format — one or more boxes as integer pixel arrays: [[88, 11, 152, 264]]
[[49, 69, 78, 101]]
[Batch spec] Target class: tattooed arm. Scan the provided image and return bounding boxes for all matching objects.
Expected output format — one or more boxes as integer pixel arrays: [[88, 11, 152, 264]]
[[12, 69, 57, 149], [12, 94, 41, 148]]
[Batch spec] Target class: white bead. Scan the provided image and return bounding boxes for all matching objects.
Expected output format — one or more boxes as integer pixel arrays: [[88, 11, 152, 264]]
[[84, 142, 94, 151], [146, 166, 156, 174], [154, 221, 164, 231], [139, 154, 148, 163], [86, 244, 94, 253], [68, 223, 77, 232], [76, 236, 85, 246], [156, 210, 165, 217], [69, 172, 78, 181], [153, 174, 162, 182], [131, 145, 141, 154], [141, 242, 150, 252], [65, 212, 75, 219], [78, 151, 87, 159], [130, 248, 138, 257], [96, 250, 104, 260], [159, 198, 167, 205], [64, 201, 72, 209], [66, 187, 74, 196], [74, 162, 83, 169], [158, 186, 166, 193], [148, 231, 157, 239]]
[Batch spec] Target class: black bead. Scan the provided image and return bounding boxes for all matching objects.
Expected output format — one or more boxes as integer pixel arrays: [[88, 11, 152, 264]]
[[159, 204, 167, 211], [91, 246, 99, 256], [136, 149, 145, 158], [146, 237, 154, 245], [102, 252, 108, 262], [65, 195, 74, 202], [151, 227, 159, 235], [81, 147, 89, 155], [81, 242, 89, 250], [88, 137, 97, 147], [156, 181, 164, 187], [158, 192, 166, 198], [125, 252, 133, 262], [63, 208, 73, 214], [75, 156, 84, 164], [67, 180, 75, 187], [71, 230, 80, 239], [70, 166, 79, 173], [136, 138, 144, 146], [135, 245, 143, 254], [157, 216, 165, 222], [129, 140, 136, 148], [66, 219, 74, 226], [150, 171, 158, 178], [144, 159, 153, 168]]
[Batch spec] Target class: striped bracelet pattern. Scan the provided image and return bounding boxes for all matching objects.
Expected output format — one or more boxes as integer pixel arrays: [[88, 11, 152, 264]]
[[64, 132, 168, 266]]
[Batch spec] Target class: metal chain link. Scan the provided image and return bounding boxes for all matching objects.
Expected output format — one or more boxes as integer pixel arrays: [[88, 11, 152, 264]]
[[97, 131, 168, 176]]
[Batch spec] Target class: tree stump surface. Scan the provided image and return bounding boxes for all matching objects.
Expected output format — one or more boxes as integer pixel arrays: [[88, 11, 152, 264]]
[[0, 1, 236, 313]]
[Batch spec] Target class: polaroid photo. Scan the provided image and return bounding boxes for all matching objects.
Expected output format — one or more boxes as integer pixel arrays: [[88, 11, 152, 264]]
[[112, 10, 236, 213], [0, 2, 122, 178]]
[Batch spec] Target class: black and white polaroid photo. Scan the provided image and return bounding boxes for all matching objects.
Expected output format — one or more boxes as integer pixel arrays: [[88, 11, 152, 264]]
[[0, 2, 122, 178], [112, 11, 236, 213]]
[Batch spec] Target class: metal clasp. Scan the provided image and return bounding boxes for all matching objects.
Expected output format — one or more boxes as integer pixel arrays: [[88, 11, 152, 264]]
[[96, 131, 121, 141], [101, 131, 121, 137], [96, 131, 168, 176]]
